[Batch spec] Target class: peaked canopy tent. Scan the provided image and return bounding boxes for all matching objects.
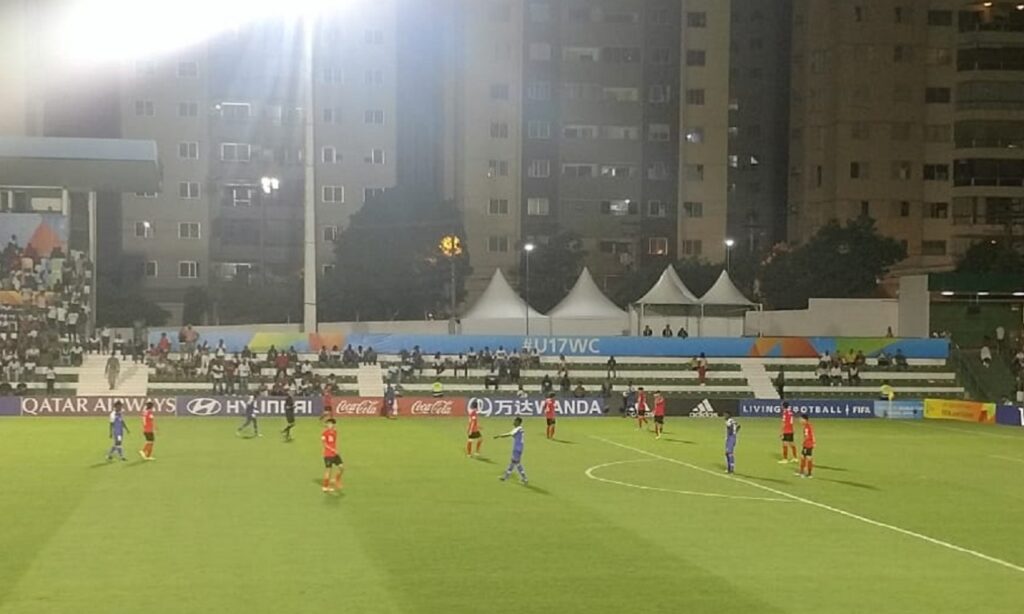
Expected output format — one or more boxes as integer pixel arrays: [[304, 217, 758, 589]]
[[697, 270, 759, 337], [632, 265, 701, 336], [547, 268, 629, 335], [461, 269, 548, 334]]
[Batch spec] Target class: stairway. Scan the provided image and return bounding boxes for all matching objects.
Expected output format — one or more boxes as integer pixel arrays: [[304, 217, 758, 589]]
[[357, 363, 385, 398], [743, 362, 780, 400], [76, 354, 150, 397]]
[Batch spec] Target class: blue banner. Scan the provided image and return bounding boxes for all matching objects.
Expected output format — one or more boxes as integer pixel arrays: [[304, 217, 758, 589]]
[[874, 400, 924, 420], [468, 396, 606, 418], [0, 397, 20, 416], [176, 396, 320, 417], [996, 405, 1024, 427], [739, 399, 875, 419]]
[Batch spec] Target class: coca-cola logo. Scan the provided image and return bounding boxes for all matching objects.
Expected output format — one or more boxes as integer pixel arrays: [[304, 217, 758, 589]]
[[333, 399, 379, 415], [410, 400, 454, 416]]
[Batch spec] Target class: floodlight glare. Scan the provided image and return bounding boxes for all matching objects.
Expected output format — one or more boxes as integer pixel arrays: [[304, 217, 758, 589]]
[[523, 243, 536, 252]]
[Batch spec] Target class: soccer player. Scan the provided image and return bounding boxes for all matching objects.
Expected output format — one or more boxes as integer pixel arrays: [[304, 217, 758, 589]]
[[466, 400, 482, 457], [543, 392, 557, 440], [635, 386, 648, 430], [281, 393, 296, 442], [321, 418, 344, 492], [652, 392, 666, 439], [778, 401, 798, 463], [724, 416, 740, 474], [797, 413, 815, 478], [236, 393, 261, 437], [321, 384, 335, 422], [107, 402, 129, 461], [494, 416, 528, 485], [139, 401, 156, 460]]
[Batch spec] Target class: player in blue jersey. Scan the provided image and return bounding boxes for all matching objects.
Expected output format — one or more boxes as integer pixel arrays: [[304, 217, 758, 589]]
[[236, 393, 262, 437], [724, 416, 740, 474], [107, 401, 130, 461], [494, 417, 528, 485]]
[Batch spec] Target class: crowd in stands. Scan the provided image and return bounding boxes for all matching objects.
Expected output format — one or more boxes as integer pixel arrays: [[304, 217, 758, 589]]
[[640, 324, 689, 338]]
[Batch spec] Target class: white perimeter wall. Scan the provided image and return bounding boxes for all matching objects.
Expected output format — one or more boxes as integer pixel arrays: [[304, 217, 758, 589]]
[[744, 299, 899, 337]]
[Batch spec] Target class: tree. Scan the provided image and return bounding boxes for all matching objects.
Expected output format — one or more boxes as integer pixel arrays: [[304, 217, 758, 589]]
[[96, 254, 169, 327], [607, 257, 671, 307], [955, 240, 1024, 274], [319, 188, 470, 321], [758, 218, 906, 309], [675, 259, 723, 298], [181, 287, 211, 325], [214, 271, 301, 324], [517, 233, 586, 313]]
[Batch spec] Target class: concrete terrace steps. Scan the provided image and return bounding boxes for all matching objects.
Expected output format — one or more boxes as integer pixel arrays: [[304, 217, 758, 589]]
[[76, 355, 149, 397], [742, 362, 780, 400], [357, 364, 385, 397]]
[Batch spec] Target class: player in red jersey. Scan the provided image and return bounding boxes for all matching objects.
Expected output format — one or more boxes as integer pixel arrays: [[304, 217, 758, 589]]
[[466, 400, 483, 457], [635, 387, 648, 429], [139, 401, 156, 460], [778, 401, 798, 463], [321, 419, 344, 492], [797, 413, 815, 478], [652, 392, 666, 439], [321, 384, 335, 422], [544, 393, 557, 439]]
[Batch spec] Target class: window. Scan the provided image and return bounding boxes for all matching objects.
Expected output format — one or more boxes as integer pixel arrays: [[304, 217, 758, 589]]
[[925, 124, 951, 143], [368, 149, 385, 165], [648, 238, 669, 256], [144, 261, 158, 278], [850, 162, 869, 179], [647, 162, 670, 180], [860, 201, 871, 217], [177, 101, 198, 117], [322, 107, 341, 124], [564, 125, 598, 140], [925, 87, 951, 103], [135, 191, 158, 198], [650, 48, 671, 65], [927, 10, 953, 26], [134, 100, 155, 116], [601, 200, 637, 216], [363, 29, 384, 44], [322, 226, 338, 242], [528, 43, 552, 61], [322, 264, 335, 276], [647, 201, 668, 217], [897, 201, 911, 217], [563, 46, 600, 62], [177, 61, 198, 77], [526, 81, 551, 100], [892, 161, 912, 180], [527, 121, 551, 139], [488, 159, 510, 177], [490, 83, 509, 100], [851, 123, 870, 140], [686, 50, 706, 66], [322, 186, 345, 203], [221, 143, 251, 162], [893, 45, 913, 62], [601, 164, 637, 178], [923, 164, 949, 181], [891, 122, 912, 140], [686, 89, 705, 105], [729, 155, 740, 169], [527, 197, 550, 216], [680, 240, 702, 256], [648, 85, 672, 103], [179, 182, 200, 199], [219, 102, 251, 120], [685, 128, 705, 143], [527, 159, 551, 178], [686, 164, 704, 181], [648, 124, 671, 142], [926, 48, 952, 66], [599, 240, 632, 254], [364, 109, 385, 124], [927, 202, 949, 219], [364, 187, 384, 203], [134, 222, 153, 238], [528, 2, 551, 22], [178, 261, 199, 279], [682, 202, 704, 218], [178, 222, 200, 239], [363, 69, 383, 86], [489, 122, 509, 138], [853, 5, 866, 22], [651, 9, 671, 25], [603, 47, 641, 63], [178, 142, 199, 159], [226, 185, 254, 207], [322, 66, 344, 84], [604, 125, 639, 140], [687, 11, 707, 27], [487, 236, 509, 253], [921, 240, 947, 256], [487, 199, 509, 215], [562, 163, 596, 178]]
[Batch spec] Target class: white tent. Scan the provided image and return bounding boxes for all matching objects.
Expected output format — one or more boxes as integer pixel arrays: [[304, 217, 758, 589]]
[[461, 269, 547, 334], [547, 268, 628, 335], [633, 265, 700, 336], [636, 265, 699, 305], [696, 270, 756, 336], [699, 270, 754, 306]]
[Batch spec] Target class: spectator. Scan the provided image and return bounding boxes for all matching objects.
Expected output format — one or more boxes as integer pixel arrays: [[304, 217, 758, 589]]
[[210, 359, 225, 394], [559, 372, 571, 395], [606, 355, 618, 379], [100, 326, 112, 354], [455, 353, 468, 378], [642, 325, 653, 337], [661, 324, 673, 338], [828, 361, 842, 386], [515, 384, 528, 401], [318, 347, 328, 364], [573, 382, 587, 398], [815, 362, 829, 384], [677, 326, 688, 338], [431, 378, 444, 398], [848, 362, 861, 384], [105, 352, 119, 390], [996, 326, 1006, 352], [484, 370, 500, 391], [854, 350, 866, 367], [238, 359, 251, 392], [696, 353, 708, 386], [774, 367, 786, 398], [45, 365, 56, 394], [274, 351, 289, 379], [894, 349, 909, 371], [509, 357, 521, 385], [980, 345, 993, 368], [880, 381, 895, 401], [541, 374, 553, 395], [877, 351, 891, 368]]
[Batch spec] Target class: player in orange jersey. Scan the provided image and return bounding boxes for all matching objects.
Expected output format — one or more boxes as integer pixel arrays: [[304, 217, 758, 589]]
[[652, 392, 666, 439], [797, 413, 815, 478], [321, 419, 344, 492], [139, 401, 156, 460], [544, 393, 557, 439], [635, 387, 648, 429], [466, 400, 483, 457], [778, 401, 798, 464]]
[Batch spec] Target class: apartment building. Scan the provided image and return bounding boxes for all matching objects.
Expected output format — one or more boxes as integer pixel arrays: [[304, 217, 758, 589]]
[[788, 0, 1024, 269]]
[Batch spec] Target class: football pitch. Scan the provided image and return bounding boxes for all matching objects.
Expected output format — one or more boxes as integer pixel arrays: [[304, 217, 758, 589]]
[[1, 416, 1023, 614]]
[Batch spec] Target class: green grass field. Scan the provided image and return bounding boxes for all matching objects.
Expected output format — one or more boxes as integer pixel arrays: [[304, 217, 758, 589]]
[[2, 416, 1023, 613]]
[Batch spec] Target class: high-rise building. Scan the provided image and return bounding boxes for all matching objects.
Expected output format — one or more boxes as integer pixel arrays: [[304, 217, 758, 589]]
[[787, 0, 1024, 269]]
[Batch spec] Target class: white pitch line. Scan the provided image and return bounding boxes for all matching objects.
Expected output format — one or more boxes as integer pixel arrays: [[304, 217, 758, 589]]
[[900, 421, 1024, 441], [989, 454, 1024, 465], [585, 459, 791, 503], [592, 436, 1024, 575]]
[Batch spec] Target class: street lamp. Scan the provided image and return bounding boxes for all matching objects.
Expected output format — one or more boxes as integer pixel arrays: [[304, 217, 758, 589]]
[[724, 238, 736, 273], [523, 243, 536, 336], [439, 235, 463, 321]]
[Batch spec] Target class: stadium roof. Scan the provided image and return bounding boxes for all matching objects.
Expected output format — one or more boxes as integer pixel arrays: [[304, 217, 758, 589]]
[[0, 136, 160, 192], [635, 265, 699, 305], [462, 269, 546, 320], [547, 268, 627, 318], [699, 270, 755, 306]]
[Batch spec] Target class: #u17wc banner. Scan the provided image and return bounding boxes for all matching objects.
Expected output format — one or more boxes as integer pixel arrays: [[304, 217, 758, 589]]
[[923, 399, 995, 424]]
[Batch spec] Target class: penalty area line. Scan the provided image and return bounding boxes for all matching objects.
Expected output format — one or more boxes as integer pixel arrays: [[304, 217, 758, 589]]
[[592, 436, 1024, 575], [585, 459, 791, 503]]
